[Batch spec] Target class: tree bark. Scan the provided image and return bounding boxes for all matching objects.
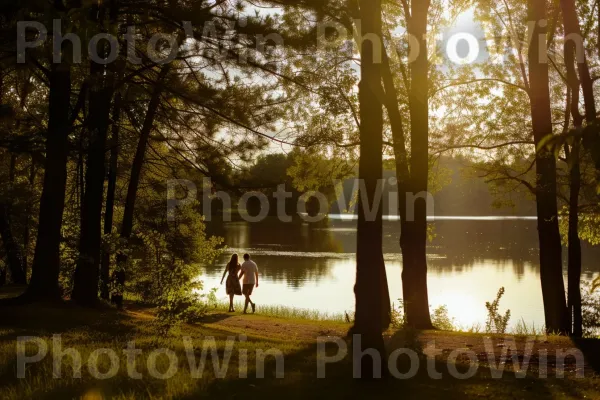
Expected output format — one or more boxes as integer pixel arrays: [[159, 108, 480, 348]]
[[398, 0, 435, 329], [528, 0, 570, 334], [0, 265, 6, 287], [0, 204, 26, 284], [352, 0, 388, 378], [383, 51, 433, 329], [381, 51, 414, 330], [0, 155, 26, 284], [560, 0, 596, 121], [100, 93, 121, 301], [560, 0, 600, 173], [26, 64, 72, 301], [562, 30, 584, 337], [72, 56, 114, 305], [0, 78, 25, 285], [567, 140, 583, 337], [22, 159, 36, 282]]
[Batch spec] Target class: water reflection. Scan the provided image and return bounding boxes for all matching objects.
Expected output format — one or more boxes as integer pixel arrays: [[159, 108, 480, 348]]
[[201, 217, 600, 328]]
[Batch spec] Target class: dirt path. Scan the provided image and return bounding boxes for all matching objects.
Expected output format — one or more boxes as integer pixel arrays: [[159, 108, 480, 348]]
[[202, 313, 348, 341]]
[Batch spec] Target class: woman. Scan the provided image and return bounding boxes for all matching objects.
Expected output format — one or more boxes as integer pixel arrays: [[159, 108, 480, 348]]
[[220, 253, 242, 312]]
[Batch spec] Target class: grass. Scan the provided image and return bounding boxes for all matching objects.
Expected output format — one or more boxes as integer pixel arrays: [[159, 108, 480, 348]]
[[210, 300, 597, 338], [210, 300, 348, 322], [1, 301, 600, 400], [512, 318, 548, 337], [448, 320, 552, 337]]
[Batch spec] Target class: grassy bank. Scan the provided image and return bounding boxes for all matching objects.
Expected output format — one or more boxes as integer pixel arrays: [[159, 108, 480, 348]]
[[212, 300, 599, 338], [210, 300, 347, 322], [1, 302, 600, 399]]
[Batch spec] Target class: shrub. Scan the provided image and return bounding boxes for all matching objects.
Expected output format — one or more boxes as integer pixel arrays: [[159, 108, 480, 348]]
[[431, 305, 456, 331], [390, 300, 406, 329], [391, 300, 455, 331], [485, 287, 511, 334], [122, 193, 223, 325]]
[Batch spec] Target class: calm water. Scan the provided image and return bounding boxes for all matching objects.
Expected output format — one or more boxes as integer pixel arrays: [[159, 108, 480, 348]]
[[201, 216, 600, 329]]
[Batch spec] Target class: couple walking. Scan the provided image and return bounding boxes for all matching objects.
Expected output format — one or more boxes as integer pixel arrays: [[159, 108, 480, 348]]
[[220, 253, 259, 314]]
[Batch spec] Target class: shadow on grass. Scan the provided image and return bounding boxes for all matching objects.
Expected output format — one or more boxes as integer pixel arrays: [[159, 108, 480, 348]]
[[200, 312, 237, 324], [1, 305, 598, 400], [573, 337, 600, 374], [188, 345, 554, 399], [178, 328, 594, 400], [0, 285, 26, 300], [0, 302, 136, 340]]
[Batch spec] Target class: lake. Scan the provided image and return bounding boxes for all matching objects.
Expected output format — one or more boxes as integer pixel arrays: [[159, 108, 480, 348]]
[[201, 216, 600, 329]]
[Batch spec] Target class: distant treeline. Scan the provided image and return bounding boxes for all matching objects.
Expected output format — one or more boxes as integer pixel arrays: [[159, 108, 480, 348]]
[[330, 157, 536, 216]]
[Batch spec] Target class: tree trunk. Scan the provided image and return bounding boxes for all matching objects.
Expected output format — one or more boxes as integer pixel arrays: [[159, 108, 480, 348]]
[[560, 0, 596, 121], [528, 0, 570, 334], [560, 0, 600, 172], [100, 93, 121, 300], [0, 155, 26, 284], [114, 65, 170, 301], [352, 0, 388, 378], [400, 0, 434, 329], [374, 56, 400, 332], [26, 64, 72, 301], [77, 126, 85, 222], [382, 50, 420, 332], [22, 159, 36, 282], [384, 54, 433, 329], [0, 204, 26, 284], [562, 29, 585, 337], [0, 265, 6, 287], [72, 58, 114, 305], [567, 140, 583, 337]]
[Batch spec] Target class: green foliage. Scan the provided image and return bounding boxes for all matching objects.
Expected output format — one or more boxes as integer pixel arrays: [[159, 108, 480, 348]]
[[235, 150, 350, 218], [559, 207, 600, 246], [485, 287, 511, 334], [287, 148, 352, 193], [126, 196, 223, 321], [391, 300, 455, 331], [156, 286, 219, 327], [428, 160, 453, 195], [116, 162, 224, 324], [242, 153, 292, 188], [0, 0, 300, 294], [582, 282, 600, 338], [431, 305, 456, 331], [426, 223, 437, 242], [576, 214, 600, 246], [390, 300, 406, 329]]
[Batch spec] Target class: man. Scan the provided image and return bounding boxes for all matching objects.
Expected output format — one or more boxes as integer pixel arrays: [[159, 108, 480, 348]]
[[239, 253, 258, 313]]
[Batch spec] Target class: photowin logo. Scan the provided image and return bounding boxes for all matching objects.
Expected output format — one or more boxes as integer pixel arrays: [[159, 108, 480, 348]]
[[15, 334, 585, 380], [166, 177, 435, 223]]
